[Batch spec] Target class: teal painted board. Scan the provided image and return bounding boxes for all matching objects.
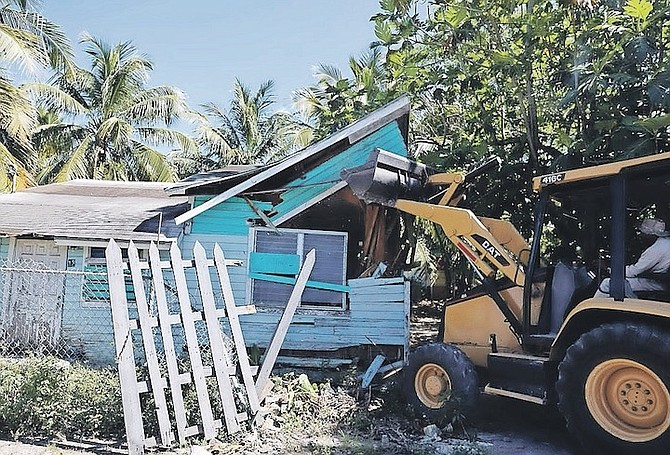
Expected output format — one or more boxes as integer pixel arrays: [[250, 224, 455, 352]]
[[348, 276, 405, 287], [249, 252, 300, 275], [284, 123, 406, 188], [269, 184, 336, 222], [249, 272, 350, 293]]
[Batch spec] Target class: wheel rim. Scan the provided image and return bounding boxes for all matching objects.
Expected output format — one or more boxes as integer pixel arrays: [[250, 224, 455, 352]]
[[415, 363, 452, 409], [585, 358, 670, 442]]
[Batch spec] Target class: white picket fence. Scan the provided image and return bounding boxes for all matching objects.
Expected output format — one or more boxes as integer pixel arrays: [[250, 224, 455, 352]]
[[106, 239, 315, 454]]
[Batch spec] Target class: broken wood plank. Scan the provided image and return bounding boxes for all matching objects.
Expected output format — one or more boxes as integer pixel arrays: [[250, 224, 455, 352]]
[[169, 242, 217, 440], [128, 242, 174, 446], [106, 239, 145, 455], [193, 241, 240, 434], [361, 354, 385, 389], [149, 242, 188, 445], [256, 249, 316, 400], [213, 243, 260, 415]]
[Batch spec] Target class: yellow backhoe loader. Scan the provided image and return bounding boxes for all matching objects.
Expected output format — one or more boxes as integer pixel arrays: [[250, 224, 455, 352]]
[[342, 148, 670, 454]]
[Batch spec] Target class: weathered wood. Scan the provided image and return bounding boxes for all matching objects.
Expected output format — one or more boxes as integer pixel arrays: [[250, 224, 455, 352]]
[[213, 244, 260, 414], [361, 354, 386, 388], [106, 239, 145, 455], [149, 242, 188, 444], [169, 242, 218, 440], [127, 242, 174, 446], [403, 280, 411, 365], [193, 242, 240, 434], [256, 249, 316, 400], [348, 276, 405, 287]]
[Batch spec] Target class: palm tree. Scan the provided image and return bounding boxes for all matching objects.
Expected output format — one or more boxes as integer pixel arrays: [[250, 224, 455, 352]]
[[293, 48, 396, 139], [31, 34, 196, 183], [187, 79, 306, 172], [0, 0, 74, 191]]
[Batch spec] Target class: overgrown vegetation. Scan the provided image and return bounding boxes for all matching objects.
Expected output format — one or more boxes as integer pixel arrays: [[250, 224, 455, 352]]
[[0, 358, 493, 454], [0, 357, 123, 439]]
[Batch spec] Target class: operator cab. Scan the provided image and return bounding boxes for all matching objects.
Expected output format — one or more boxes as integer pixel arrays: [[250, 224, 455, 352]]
[[524, 154, 670, 348]]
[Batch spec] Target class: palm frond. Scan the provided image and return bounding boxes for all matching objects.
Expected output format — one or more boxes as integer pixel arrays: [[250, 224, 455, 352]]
[[135, 127, 198, 153], [313, 63, 343, 84], [0, 21, 42, 73], [0, 6, 74, 74], [196, 124, 234, 161], [129, 140, 175, 182], [50, 135, 91, 182], [0, 140, 34, 191], [0, 75, 36, 149], [22, 81, 87, 116], [97, 116, 132, 151], [21, 9, 74, 73], [122, 86, 189, 125]]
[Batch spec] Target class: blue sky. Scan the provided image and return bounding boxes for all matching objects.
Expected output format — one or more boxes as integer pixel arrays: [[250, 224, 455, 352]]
[[42, 1, 381, 111]]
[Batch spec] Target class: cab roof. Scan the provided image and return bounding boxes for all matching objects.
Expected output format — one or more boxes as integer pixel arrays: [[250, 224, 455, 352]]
[[532, 151, 670, 192]]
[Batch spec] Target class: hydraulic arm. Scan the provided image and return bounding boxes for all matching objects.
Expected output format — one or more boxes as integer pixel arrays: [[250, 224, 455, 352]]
[[341, 148, 529, 287]]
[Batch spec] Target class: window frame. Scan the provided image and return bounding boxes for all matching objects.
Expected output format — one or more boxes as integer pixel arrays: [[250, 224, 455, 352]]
[[81, 246, 147, 307], [247, 227, 348, 310]]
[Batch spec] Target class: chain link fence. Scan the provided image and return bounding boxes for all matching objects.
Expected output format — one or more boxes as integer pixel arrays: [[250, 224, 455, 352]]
[[0, 257, 226, 368], [0, 258, 114, 363]]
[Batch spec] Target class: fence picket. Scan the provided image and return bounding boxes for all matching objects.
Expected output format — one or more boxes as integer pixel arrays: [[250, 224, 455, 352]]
[[149, 242, 188, 444], [256, 249, 316, 400], [213, 244, 260, 414], [106, 240, 145, 455], [169, 242, 218, 440], [128, 242, 174, 446], [193, 242, 240, 434]]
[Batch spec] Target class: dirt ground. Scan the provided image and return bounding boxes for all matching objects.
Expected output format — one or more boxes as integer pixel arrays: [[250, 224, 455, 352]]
[[0, 396, 579, 454]]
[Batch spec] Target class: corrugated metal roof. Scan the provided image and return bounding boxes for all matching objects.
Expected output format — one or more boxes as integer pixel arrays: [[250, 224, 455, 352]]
[[0, 179, 188, 243]]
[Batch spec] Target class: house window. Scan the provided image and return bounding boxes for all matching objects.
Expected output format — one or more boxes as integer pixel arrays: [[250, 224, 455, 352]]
[[82, 247, 146, 305], [249, 228, 347, 309]]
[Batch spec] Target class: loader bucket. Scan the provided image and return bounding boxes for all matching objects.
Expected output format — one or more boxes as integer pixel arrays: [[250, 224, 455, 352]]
[[340, 148, 431, 207]]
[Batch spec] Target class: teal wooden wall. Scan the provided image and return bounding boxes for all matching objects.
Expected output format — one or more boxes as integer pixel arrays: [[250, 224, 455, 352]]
[[191, 197, 272, 236], [190, 121, 407, 235], [237, 276, 409, 352]]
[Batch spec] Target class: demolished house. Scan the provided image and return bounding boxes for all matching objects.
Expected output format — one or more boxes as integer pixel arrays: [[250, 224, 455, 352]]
[[0, 96, 413, 369]]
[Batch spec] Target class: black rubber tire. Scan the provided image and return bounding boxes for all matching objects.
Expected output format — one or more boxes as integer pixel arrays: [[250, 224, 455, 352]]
[[557, 322, 670, 455], [402, 342, 479, 422]]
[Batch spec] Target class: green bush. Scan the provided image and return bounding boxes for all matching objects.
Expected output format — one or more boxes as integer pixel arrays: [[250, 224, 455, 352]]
[[0, 357, 124, 439]]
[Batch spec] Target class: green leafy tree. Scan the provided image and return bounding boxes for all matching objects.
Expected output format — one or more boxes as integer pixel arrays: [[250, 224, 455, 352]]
[[0, 0, 73, 191], [30, 34, 196, 183], [293, 48, 398, 138], [558, 0, 670, 166]]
